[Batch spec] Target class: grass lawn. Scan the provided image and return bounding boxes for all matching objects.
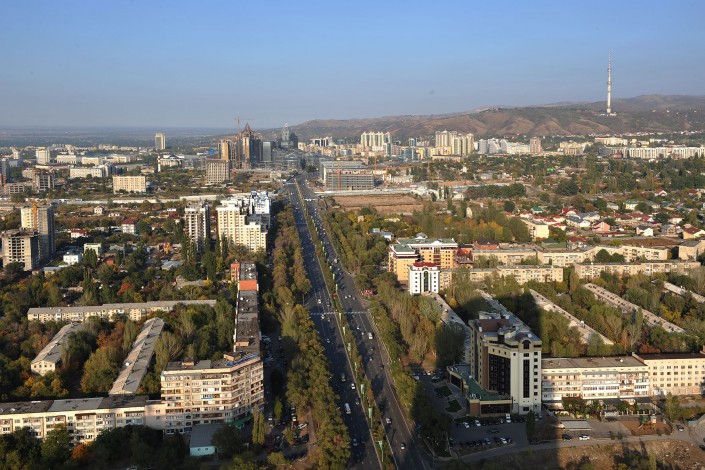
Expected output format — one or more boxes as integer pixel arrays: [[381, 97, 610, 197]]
[[446, 399, 462, 413]]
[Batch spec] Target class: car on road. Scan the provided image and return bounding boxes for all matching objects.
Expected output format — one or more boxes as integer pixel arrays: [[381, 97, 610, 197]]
[[352, 438, 358, 447], [351, 383, 356, 390], [676, 424, 685, 431], [386, 417, 392, 425], [562, 434, 572, 441], [578, 434, 590, 440], [400, 442, 406, 450], [488, 428, 499, 434]]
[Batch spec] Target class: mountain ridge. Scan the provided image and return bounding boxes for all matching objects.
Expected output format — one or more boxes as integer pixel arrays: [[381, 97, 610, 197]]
[[272, 95, 705, 141]]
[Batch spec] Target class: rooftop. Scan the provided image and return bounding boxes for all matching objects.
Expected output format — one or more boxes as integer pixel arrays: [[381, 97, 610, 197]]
[[542, 356, 645, 370], [109, 318, 164, 395]]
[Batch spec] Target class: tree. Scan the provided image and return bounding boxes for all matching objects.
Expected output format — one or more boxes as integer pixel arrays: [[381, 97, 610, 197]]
[[41, 425, 71, 468], [83, 249, 98, 269], [274, 397, 284, 422], [525, 410, 536, 439], [155, 332, 183, 372], [503, 200, 516, 213], [212, 425, 243, 458], [80, 347, 119, 393], [663, 392, 681, 422], [252, 408, 266, 446]]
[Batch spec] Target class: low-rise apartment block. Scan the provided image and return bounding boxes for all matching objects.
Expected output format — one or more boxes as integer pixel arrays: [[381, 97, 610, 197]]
[[633, 351, 705, 396], [113, 175, 147, 193], [541, 356, 649, 409], [575, 260, 699, 280], [0, 395, 149, 443], [27, 300, 217, 323], [522, 219, 550, 241], [109, 318, 164, 396], [31, 323, 84, 376]]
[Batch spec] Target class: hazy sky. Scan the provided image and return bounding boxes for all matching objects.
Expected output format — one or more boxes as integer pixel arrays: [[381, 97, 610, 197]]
[[1, 0, 703, 129]]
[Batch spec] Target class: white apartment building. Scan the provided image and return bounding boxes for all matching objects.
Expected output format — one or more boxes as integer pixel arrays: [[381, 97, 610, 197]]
[[0, 396, 148, 443], [155, 353, 264, 434], [408, 262, 440, 294], [522, 219, 550, 241], [155, 132, 166, 151], [184, 202, 211, 253], [27, 300, 217, 323], [31, 323, 84, 376], [112, 175, 147, 193], [35, 148, 51, 164], [541, 356, 649, 409], [69, 165, 110, 179], [216, 194, 269, 253], [633, 352, 705, 396]]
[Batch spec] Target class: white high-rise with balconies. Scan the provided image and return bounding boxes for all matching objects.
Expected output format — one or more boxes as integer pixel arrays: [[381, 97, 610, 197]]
[[184, 202, 210, 253]]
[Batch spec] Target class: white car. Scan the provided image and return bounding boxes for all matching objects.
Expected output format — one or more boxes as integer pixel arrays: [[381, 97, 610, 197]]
[[351, 383, 356, 390], [463, 421, 470, 429], [386, 418, 392, 425], [578, 435, 590, 440]]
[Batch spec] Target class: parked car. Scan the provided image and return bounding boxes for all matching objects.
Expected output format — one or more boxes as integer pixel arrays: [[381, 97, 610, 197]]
[[579, 435, 590, 440], [676, 424, 685, 431], [562, 434, 572, 441]]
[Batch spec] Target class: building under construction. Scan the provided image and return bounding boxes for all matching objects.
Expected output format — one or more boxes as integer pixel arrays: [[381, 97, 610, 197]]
[[319, 161, 375, 191]]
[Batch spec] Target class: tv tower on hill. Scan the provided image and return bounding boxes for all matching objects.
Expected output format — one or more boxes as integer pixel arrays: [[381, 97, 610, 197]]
[[606, 54, 613, 115]]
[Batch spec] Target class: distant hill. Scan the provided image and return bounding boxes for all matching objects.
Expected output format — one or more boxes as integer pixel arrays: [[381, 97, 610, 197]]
[[277, 95, 705, 141]]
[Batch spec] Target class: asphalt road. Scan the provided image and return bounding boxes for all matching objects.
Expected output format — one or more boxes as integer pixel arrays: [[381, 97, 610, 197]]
[[283, 178, 381, 470], [287, 174, 431, 470]]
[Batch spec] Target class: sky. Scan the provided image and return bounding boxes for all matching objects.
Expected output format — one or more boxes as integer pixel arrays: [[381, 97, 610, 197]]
[[1, 0, 703, 129]]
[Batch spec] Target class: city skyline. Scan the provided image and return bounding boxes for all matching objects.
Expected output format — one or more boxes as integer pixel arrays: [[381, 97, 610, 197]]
[[1, 0, 704, 129]]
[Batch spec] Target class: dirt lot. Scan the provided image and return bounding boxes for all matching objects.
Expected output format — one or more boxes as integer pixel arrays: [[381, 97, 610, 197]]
[[621, 419, 671, 437], [331, 194, 423, 214], [478, 440, 705, 470]]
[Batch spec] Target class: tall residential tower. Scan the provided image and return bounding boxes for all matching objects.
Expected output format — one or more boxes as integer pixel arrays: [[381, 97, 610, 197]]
[[606, 55, 613, 115]]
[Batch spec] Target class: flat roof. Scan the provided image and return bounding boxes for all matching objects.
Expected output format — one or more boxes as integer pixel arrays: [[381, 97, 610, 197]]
[[543, 356, 645, 370], [234, 290, 260, 355], [48, 397, 104, 413], [189, 423, 224, 449], [28, 300, 217, 317], [0, 400, 53, 416], [238, 261, 257, 281], [635, 352, 705, 361]]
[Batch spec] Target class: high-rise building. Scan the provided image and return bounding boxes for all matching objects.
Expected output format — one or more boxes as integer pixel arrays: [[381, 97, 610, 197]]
[[33, 173, 55, 192], [529, 137, 542, 154], [35, 148, 52, 165], [468, 301, 542, 414], [238, 123, 261, 169], [155, 132, 166, 151], [0, 158, 9, 185], [360, 131, 391, 150], [20, 204, 55, 262], [184, 202, 210, 253], [451, 133, 475, 156], [261, 141, 273, 164], [219, 139, 235, 162], [205, 159, 230, 184], [216, 192, 270, 253], [1, 229, 39, 271]]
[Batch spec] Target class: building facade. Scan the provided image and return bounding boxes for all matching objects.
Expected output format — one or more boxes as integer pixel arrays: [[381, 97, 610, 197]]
[[1, 229, 39, 270], [205, 159, 230, 184], [155, 132, 166, 151], [633, 352, 705, 396], [184, 202, 211, 253], [113, 175, 147, 193], [469, 308, 542, 414], [216, 193, 270, 253], [541, 356, 649, 409], [408, 262, 440, 294], [20, 204, 55, 262]]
